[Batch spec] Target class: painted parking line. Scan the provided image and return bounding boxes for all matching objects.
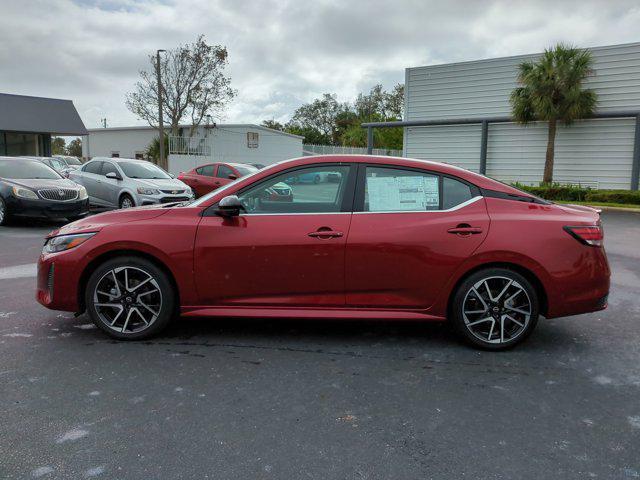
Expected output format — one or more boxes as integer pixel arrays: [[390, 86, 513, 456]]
[[0, 263, 37, 280]]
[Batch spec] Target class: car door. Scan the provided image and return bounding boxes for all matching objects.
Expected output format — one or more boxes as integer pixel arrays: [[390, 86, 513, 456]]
[[75, 161, 104, 205], [99, 161, 122, 207], [193, 164, 356, 307], [345, 165, 490, 309], [215, 164, 237, 189], [194, 164, 218, 196]]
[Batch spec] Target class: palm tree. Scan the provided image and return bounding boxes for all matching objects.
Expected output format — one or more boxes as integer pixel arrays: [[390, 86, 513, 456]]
[[510, 44, 597, 184]]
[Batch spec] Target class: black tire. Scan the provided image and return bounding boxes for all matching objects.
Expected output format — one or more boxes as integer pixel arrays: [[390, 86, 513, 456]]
[[85, 256, 175, 340], [119, 194, 135, 209], [0, 197, 8, 226], [313, 175, 321, 184], [450, 268, 539, 350]]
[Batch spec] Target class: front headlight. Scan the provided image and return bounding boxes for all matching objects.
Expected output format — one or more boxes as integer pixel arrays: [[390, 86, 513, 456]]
[[78, 186, 88, 200], [43, 232, 96, 254], [137, 187, 160, 195], [12, 186, 38, 199]]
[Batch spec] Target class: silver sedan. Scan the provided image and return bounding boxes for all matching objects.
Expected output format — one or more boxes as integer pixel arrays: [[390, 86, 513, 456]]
[[69, 157, 193, 209]]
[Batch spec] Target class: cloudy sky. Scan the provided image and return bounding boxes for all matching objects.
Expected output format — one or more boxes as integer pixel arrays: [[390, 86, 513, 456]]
[[1, 0, 639, 129]]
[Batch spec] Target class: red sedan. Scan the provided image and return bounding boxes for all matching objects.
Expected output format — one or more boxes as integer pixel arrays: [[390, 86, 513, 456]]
[[177, 162, 258, 197], [36, 155, 609, 350]]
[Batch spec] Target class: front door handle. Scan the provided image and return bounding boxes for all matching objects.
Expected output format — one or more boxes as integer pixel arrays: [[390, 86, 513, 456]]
[[308, 228, 343, 239], [447, 225, 483, 235]]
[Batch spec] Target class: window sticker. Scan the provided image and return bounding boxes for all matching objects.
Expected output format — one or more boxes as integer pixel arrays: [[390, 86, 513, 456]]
[[367, 175, 439, 211]]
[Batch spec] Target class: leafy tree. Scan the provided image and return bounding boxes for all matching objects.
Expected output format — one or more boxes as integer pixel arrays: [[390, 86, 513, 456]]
[[51, 137, 66, 155], [146, 136, 169, 163], [285, 125, 329, 145], [65, 138, 82, 157], [126, 35, 236, 140], [287, 93, 350, 145], [510, 44, 597, 184], [261, 119, 284, 131]]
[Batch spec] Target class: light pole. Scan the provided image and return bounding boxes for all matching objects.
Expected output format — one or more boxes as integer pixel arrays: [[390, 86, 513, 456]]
[[156, 49, 166, 168]]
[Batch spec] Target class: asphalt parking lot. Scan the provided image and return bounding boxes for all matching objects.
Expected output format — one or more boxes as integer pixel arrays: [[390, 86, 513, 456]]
[[0, 211, 639, 479]]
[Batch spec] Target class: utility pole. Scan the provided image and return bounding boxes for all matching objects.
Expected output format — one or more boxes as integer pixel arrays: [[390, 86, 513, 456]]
[[156, 49, 166, 168]]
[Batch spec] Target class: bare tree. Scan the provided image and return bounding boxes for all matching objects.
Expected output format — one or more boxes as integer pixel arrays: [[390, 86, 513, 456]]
[[126, 35, 236, 139]]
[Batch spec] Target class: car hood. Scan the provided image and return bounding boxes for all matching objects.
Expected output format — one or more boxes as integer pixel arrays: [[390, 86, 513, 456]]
[[47, 204, 172, 238], [1, 178, 80, 190], [134, 178, 190, 190]]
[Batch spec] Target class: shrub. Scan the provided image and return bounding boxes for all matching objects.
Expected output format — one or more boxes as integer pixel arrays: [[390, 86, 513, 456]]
[[512, 183, 640, 205]]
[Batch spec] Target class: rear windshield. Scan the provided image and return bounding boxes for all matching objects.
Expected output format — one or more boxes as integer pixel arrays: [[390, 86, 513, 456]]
[[0, 160, 61, 180], [119, 161, 171, 179]]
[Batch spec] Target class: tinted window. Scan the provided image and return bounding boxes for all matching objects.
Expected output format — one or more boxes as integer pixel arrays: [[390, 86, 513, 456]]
[[443, 177, 474, 209], [83, 161, 103, 174], [217, 165, 234, 179], [197, 165, 215, 176], [239, 165, 351, 214], [119, 161, 170, 179], [365, 166, 439, 212], [101, 162, 119, 177], [0, 160, 61, 180]]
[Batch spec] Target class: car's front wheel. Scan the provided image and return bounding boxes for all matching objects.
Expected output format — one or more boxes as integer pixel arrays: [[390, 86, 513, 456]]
[[119, 194, 134, 209], [0, 197, 8, 226], [451, 268, 539, 350], [85, 256, 175, 340]]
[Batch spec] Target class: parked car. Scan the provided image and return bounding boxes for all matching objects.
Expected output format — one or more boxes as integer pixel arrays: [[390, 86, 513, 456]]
[[178, 162, 259, 197], [0, 156, 89, 225], [250, 163, 266, 169], [53, 155, 83, 170], [37, 155, 609, 350], [22, 156, 76, 178], [69, 157, 193, 209]]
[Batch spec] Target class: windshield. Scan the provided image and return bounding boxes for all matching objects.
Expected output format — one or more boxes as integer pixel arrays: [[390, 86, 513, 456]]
[[234, 165, 258, 176], [0, 160, 62, 180], [64, 157, 82, 166], [119, 161, 171, 179]]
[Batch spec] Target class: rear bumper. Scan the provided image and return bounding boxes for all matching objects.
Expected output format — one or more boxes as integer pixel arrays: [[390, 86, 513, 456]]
[[7, 196, 89, 219]]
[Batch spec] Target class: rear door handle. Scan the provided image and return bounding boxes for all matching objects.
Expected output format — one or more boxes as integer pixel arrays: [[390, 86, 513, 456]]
[[447, 226, 483, 235], [308, 230, 343, 239]]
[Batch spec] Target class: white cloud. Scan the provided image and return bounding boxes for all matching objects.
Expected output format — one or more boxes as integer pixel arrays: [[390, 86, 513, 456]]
[[0, 0, 638, 129]]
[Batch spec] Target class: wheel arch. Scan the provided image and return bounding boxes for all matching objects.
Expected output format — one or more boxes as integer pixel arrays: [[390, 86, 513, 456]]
[[446, 261, 548, 319], [118, 190, 136, 207], [77, 249, 180, 314]]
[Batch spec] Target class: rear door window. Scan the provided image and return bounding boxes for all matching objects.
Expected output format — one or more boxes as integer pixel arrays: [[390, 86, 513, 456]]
[[217, 165, 234, 179], [83, 161, 103, 174], [196, 165, 215, 176], [101, 162, 119, 177], [364, 166, 440, 212]]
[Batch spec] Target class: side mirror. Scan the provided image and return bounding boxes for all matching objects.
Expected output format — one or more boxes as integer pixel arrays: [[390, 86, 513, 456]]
[[228, 174, 238, 180], [105, 171, 122, 180], [216, 195, 245, 217]]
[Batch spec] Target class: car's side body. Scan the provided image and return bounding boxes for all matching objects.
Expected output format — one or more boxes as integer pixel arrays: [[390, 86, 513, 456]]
[[69, 158, 192, 208], [37, 155, 609, 329], [178, 162, 249, 197]]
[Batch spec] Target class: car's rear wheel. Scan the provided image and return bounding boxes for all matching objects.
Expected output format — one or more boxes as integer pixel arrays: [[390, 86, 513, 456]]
[[451, 268, 539, 350], [0, 197, 8, 226], [85, 256, 175, 340], [119, 194, 134, 209]]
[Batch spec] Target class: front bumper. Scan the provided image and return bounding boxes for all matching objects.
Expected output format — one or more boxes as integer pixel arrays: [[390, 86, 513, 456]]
[[136, 193, 193, 206], [37, 246, 88, 312], [6, 196, 90, 219]]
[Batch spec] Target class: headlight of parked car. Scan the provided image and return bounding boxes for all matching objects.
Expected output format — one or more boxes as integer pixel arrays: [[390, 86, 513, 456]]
[[78, 186, 88, 200], [43, 233, 96, 254], [137, 187, 160, 195], [12, 186, 38, 200]]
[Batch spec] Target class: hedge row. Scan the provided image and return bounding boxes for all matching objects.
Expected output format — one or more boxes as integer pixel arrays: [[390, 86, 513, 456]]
[[513, 183, 640, 205]]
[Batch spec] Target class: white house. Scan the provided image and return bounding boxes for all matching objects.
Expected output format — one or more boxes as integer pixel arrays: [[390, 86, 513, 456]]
[[82, 124, 304, 175], [402, 42, 640, 190]]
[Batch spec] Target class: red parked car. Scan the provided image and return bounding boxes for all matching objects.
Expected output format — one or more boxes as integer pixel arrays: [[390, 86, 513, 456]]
[[177, 162, 258, 197], [37, 155, 609, 350]]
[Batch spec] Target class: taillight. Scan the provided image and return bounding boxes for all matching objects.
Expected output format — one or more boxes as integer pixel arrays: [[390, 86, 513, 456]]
[[563, 225, 604, 247]]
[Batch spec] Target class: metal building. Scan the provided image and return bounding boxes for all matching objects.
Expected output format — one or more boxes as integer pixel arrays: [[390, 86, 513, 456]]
[[383, 42, 640, 190]]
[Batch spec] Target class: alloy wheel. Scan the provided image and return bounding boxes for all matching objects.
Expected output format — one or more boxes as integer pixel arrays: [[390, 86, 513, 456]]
[[120, 197, 134, 209], [93, 266, 163, 334], [461, 275, 532, 345]]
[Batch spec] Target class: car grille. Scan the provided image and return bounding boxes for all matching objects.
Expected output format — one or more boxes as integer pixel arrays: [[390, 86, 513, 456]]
[[38, 188, 79, 202], [160, 189, 186, 195], [160, 196, 190, 203]]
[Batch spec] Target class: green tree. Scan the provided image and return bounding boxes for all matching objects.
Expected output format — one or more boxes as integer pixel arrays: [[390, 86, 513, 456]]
[[261, 119, 284, 131], [146, 135, 169, 163], [510, 44, 597, 184], [51, 137, 66, 155], [65, 138, 82, 157], [287, 93, 349, 145]]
